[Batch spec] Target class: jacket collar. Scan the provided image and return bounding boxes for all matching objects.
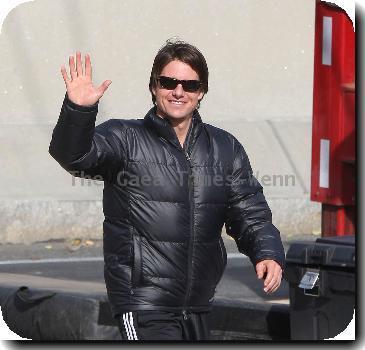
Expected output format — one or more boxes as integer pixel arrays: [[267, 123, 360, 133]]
[[144, 107, 203, 152]]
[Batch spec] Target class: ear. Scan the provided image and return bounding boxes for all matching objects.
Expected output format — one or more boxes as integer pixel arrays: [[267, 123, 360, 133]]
[[198, 91, 204, 101]]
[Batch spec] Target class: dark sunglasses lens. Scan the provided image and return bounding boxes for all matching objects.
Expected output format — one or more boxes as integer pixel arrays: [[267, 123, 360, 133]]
[[159, 77, 177, 90], [182, 81, 201, 92]]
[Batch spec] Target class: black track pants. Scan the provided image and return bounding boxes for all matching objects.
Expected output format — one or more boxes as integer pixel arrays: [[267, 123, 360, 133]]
[[117, 310, 210, 341]]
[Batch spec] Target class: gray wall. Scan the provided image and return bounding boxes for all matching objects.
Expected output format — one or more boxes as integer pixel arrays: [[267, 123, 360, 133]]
[[0, 0, 320, 244]]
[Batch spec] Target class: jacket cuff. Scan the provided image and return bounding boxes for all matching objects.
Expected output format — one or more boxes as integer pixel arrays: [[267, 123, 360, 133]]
[[62, 93, 98, 127]]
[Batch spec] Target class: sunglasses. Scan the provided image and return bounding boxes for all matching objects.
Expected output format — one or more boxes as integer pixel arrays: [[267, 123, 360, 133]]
[[157, 76, 202, 93]]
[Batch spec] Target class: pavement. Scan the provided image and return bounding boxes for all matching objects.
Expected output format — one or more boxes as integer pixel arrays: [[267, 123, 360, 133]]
[[0, 233, 319, 305]]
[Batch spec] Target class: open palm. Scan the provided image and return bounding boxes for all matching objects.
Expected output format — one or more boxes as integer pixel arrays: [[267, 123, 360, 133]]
[[61, 51, 111, 106]]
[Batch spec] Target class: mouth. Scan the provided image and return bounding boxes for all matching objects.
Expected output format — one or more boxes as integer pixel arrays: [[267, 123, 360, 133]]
[[168, 100, 186, 105]]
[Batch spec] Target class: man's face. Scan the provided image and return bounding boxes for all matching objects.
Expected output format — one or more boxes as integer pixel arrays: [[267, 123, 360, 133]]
[[152, 60, 204, 122]]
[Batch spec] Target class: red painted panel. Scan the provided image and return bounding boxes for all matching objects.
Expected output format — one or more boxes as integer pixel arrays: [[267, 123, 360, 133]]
[[310, 1, 355, 209]]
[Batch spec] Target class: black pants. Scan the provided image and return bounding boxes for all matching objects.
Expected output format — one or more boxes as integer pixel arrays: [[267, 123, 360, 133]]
[[117, 310, 210, 341]]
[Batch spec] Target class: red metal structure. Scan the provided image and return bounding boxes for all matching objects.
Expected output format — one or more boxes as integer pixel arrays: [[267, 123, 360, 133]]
[[310, 1, 355, 237]]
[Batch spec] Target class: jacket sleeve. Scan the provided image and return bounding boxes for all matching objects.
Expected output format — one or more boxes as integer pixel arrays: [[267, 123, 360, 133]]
[[48, 95, 125, 182], [225, 138, 285, 269]]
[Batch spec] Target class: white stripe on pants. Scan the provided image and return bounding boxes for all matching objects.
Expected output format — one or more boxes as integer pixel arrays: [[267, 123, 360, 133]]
[[122, 312, 138, 340]]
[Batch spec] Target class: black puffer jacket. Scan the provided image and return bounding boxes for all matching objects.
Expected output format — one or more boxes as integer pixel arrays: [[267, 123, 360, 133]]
[[49, 96, 285, 317]]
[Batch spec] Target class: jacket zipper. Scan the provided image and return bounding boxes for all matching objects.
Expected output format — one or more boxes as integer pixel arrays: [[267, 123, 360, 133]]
[[182, 310, 188, 320], [183, 150, 194, 310], [167, 118, 195, 313]]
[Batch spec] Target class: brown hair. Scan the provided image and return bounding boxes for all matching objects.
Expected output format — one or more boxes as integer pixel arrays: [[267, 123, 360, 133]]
[[149, 39, 209, 108]]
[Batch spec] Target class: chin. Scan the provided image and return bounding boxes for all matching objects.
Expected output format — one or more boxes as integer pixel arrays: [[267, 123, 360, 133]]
[[163, 108, 194, 121]]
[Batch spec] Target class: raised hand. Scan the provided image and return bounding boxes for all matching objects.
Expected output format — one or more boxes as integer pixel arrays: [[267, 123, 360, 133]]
[[61, 51, 112, 106]]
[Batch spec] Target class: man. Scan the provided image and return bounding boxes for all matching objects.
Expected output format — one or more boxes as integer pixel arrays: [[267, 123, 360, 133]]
[[49, 40, 285, 341]]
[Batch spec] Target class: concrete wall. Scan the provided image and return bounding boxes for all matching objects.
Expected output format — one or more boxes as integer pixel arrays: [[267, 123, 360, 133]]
[[0, 0, 321, 244]]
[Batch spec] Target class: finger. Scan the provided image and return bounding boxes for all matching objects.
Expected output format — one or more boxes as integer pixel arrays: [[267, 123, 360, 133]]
[[69, 55, 77, 80], [264, 266, 275, 287], [265, 270, 282, 293], [256, 263, 266, 279], [266, 278, 282, 294], [264, 274, 279, 292], [265, 283, 278, 294], [84, 53, 92, 78], [264, 262, 281, 282], [256, 265, 262, 279], [97, 80, 112, 95], [76, 51, 83, 76], [272, 279, 282, 293], [61, 65, 70, 86]]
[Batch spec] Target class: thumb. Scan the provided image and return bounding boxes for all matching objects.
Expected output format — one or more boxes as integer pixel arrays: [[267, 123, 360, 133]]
[[98, 80, 112, 95], [256, 262, 266, 279]]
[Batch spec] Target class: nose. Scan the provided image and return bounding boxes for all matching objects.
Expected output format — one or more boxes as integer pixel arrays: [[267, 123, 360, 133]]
[[172, 83, 184, 98]]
